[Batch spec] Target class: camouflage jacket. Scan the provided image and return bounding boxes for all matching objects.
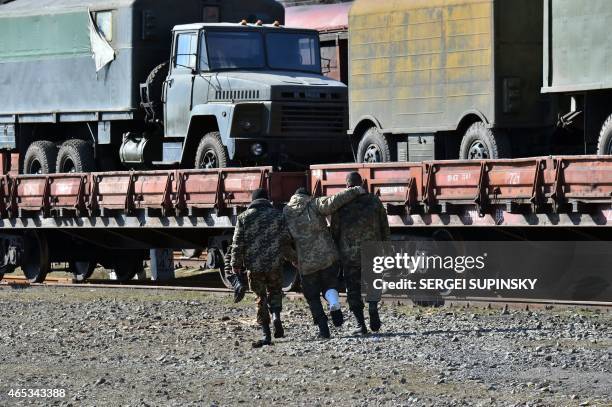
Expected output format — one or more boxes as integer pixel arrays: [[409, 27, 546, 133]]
[[283, 187, 364, 275], [331, 193, 391, 267], [230, 199, 295, 274]]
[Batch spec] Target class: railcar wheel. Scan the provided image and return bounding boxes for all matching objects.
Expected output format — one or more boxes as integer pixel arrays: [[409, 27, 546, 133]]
[[56, 139, 96, 173], [22, 231, 50, 283], [206, 247, 224, 270], [70, 261, 96, 282], [195, 132, 228, 169], [357, 127, 392, 163], [459, 122, 510, 160], [23, 141, 58, 174], [181, 249, 203, 259], [220, 249, 233, 289], [113, 258, 144, 282], [597, 114, 612, 155]]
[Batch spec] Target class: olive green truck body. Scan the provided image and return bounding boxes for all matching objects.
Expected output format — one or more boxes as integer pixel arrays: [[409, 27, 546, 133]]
[[348, 0, 612, 162]]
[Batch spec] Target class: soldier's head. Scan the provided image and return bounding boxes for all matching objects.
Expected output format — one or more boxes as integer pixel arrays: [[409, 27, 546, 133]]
[[346, 172, 362, 188], [251, 188, 269, 202]]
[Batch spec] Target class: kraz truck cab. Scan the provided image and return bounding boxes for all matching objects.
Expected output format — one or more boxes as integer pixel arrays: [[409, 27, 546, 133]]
[[133, 22, 349, 169]]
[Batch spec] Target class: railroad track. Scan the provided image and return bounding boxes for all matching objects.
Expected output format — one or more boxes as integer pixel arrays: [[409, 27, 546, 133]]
[[2, 275, 610, 311]]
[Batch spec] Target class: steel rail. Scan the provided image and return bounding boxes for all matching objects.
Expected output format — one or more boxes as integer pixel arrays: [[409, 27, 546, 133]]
[[2, 277, 610, 311]]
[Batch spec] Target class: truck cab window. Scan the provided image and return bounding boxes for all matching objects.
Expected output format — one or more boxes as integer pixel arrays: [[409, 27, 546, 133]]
[[175, 32, 197, 69]]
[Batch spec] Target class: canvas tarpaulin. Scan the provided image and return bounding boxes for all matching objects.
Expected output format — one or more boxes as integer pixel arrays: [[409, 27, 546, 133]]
[[88, 10, 115, 72]]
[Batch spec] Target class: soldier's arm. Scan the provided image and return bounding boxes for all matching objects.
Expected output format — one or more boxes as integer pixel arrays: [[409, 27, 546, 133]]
[[313, 186, 364, 216], [230, 218, 246, 270], [377, 199, 391, 241]]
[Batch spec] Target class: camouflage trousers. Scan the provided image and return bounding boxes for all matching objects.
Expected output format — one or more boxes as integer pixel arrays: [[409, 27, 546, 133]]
[[248, 269, 283, 326]]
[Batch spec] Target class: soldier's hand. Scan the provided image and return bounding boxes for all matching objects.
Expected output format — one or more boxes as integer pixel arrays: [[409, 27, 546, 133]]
[[232, 267, 244, 275]]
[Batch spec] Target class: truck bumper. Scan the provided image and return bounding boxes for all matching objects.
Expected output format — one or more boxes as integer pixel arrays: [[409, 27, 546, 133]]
[[234, 136, 352, 166]]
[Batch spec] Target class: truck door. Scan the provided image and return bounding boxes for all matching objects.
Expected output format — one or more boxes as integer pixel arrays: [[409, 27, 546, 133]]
[[164, 31, 198, 139]]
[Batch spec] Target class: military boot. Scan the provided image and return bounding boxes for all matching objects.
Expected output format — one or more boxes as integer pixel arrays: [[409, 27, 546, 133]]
[[369, 301, 381, 332], [252, 324, 272, 348], [272, 310, 284, 339], [317, 319, 331, 339], [352, 308, 368, 336]]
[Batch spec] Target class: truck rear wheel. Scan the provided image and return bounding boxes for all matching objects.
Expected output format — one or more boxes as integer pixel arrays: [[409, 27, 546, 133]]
[[597, 114, 612, 155], [459, 122, 510, 160], [357, 127, 392, 163], [195, 132, 228, 169], [23, 140, 58, 174], [56, 139, 96, 173]]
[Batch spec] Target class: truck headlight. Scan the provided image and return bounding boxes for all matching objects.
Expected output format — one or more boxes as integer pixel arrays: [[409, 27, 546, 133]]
[[251, 143, 264, 156], [239, 120, 253, 131]]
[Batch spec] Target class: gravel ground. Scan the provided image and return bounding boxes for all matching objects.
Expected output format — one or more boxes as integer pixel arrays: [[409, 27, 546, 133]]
[[0, 286, 610, 407]]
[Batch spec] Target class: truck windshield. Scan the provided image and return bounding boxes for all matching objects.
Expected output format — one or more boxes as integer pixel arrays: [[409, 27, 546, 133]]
[[266, 33, 321, 73], [204, 31, 321, 73], [206, 31, 266, 70]]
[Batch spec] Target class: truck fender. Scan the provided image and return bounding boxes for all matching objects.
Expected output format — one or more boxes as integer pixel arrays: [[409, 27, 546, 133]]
[[455, 110, 490, 131], [184, 104, 237, 162], [349, 115, 384, 136]]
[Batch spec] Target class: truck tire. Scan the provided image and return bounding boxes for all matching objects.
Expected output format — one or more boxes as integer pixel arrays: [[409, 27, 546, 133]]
[[56, 139, 96, 173], [357, 127, 392, 163], [23, 140, 58, 174], [597, 114, 612, 155], [144, 62, 169, 123], [459, 122, 510, 160], [195, 132, 229, 169]]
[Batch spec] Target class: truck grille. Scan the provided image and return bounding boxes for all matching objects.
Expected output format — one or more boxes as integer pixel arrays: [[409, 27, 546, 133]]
[[280, 104, 346, 135]]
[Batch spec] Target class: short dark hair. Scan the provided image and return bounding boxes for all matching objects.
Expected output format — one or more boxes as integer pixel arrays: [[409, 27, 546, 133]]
[[346, 171, 362, 187], [251, 188, 268, 201], [295, 187, 310, 196]]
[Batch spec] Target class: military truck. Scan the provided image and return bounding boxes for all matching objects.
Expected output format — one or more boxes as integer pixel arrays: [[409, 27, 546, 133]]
[[0, 0, 349, 174], [347, 0, 612, 162], [347, 0, 549, 162]]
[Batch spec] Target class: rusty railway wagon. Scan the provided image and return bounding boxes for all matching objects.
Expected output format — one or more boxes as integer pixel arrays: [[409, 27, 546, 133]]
[[0, 157, 611, 299]]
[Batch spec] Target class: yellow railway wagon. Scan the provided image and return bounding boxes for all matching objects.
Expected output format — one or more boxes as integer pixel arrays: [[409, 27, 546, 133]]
[[348, 0, 552, 162]]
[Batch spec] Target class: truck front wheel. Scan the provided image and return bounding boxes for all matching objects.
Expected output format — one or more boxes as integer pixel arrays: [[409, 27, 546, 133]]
[[459, 122, 510, 160], [597, 114, 612, 155], [23, 140, 58, 174], [56, 139, 96, 173], [195, 132, 228, 169], [357, 127, 392, 163]]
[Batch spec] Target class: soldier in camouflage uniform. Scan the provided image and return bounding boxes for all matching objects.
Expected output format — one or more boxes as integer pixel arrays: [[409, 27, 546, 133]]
[[283, 185, 365, 338], [231, 188, 295, 348], [331, 172, 390, 335]]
